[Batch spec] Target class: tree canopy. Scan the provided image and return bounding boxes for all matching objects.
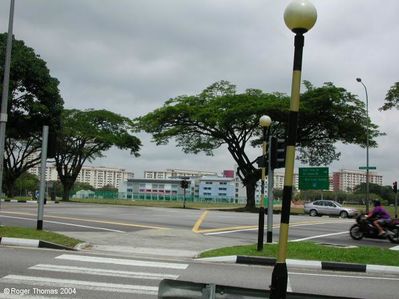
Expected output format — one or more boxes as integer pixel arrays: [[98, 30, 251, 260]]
[[0, 33, 64, 197], [55, 109, 141, 200], [135, 80, 383, 209], [380, 82, 399, 111]]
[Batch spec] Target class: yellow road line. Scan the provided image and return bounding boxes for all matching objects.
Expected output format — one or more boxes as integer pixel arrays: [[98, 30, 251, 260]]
[[192, 210, 209, 232], [197, 225, 257, 234], [0, 211, 167, 230]]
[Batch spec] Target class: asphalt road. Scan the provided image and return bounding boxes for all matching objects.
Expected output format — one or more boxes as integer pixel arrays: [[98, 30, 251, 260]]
[[0, 201, 397, 253], [0, 247, 398, 299]]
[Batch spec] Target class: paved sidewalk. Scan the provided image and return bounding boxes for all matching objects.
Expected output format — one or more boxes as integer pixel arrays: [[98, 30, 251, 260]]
[[58, 228, 250, 259]]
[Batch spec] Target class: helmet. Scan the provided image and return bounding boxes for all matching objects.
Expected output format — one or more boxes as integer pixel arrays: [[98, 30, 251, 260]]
[[373, 200, 381, 207]]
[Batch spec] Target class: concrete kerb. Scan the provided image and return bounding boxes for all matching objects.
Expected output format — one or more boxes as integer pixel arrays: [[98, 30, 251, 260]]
[[197, 255, 399, 275], [0, 236, 76, 251]]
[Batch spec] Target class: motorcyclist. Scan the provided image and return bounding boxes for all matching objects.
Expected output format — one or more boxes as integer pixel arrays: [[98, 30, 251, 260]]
[[368, 200, 391, 236]]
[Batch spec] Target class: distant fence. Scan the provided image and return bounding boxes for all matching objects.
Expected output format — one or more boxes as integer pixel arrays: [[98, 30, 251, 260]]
[[72, 191, 241, 204]]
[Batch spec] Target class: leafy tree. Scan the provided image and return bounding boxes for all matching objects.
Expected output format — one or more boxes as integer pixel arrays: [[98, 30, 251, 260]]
[[135, 81, 382, 209], [353, 182, 381, 194], [353, 182, 396, 205], [0, 33, 63, 197], [55, 109, 141, 201], [14, 172, 39, 196], [380, 82, 399, 111]]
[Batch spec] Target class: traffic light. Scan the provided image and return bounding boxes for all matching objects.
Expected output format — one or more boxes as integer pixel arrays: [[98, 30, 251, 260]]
[[47, 128, 57, 158], [393, 181, 397, 193], [180, 180, 189, 189], [270, 136, 286, 170], [256, 155, 267, 168]]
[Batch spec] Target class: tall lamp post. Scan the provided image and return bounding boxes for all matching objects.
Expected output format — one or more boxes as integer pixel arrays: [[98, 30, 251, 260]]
[[356, 77, 370, 214], [257, 115, 271, 251], [270, 1, 317, 298]]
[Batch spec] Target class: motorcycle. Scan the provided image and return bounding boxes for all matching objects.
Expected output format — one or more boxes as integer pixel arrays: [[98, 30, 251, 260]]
[[349, 215, 399, 244]]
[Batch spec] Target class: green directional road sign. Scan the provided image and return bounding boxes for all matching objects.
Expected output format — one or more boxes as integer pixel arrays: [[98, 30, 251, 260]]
[[299, 167, 329, 190], [359, 166, 377, 170]]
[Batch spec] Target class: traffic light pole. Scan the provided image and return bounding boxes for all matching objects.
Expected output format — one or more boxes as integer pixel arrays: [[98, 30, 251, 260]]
[[394, 181, 398, 219], [37, 126, 48, 230], [267, 134, 274, 243], [257, 127, 267, 251], [183, 187, 186, 209]]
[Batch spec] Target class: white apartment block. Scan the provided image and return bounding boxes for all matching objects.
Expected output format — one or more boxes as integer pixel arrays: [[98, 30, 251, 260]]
[[332, 169, 383, 192], [28, 164, 134, 189], [144, 169, 217, 180]]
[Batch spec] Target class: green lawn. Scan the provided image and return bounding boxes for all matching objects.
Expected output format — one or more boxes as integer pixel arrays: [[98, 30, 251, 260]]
[[70, 198, 244, 209], [0, 226, 82, 248], [200, 241, 399, 266]]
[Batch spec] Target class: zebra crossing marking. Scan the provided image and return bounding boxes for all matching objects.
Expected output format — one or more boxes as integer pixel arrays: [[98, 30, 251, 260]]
[[55, 254, 189, 269], [30, 264, 179, 280]]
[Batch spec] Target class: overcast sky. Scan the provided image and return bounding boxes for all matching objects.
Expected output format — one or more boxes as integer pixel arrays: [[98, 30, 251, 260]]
[[1, 0, 398, 185]]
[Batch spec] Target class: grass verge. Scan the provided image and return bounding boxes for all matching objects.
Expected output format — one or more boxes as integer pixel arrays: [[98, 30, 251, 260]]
[[0, 226, 82, 248], [70, 198, 243, 209], [199, 241, 399, 266]]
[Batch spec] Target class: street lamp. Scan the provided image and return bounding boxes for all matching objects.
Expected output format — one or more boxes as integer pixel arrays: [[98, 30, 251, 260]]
[[270, 1, 317, 298], [356, 77, 370, 214], [257, 115, 272, 251]]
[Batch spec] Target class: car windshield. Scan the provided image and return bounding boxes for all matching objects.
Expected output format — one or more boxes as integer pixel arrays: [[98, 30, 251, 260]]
[[333, 202, 342, 207]]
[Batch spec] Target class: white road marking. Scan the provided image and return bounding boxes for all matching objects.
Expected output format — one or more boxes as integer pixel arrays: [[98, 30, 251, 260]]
[[0, 275, 158, 295], [204, 220, 352, 236], [56, 254, 189, 269], [289, 271, 399, 281], [30, 264, 179, 280], [291, 231, 348, 242], [0, 215, 125, 233]]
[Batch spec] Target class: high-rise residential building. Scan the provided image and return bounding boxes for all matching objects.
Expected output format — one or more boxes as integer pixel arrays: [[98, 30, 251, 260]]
[[28, 164, 134, 189], [332, 169, 383, 192]]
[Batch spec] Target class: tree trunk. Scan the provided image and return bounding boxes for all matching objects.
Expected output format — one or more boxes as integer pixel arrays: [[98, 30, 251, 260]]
[[62, 183, 73, 201], [4, 173, 17, 198], [245, 180, 257, 210]]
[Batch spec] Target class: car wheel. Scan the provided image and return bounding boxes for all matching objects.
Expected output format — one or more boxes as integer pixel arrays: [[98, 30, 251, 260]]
[[349, 224, 364, 240], [340, 211, 348, 218], [309, 209, 318, 217]]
